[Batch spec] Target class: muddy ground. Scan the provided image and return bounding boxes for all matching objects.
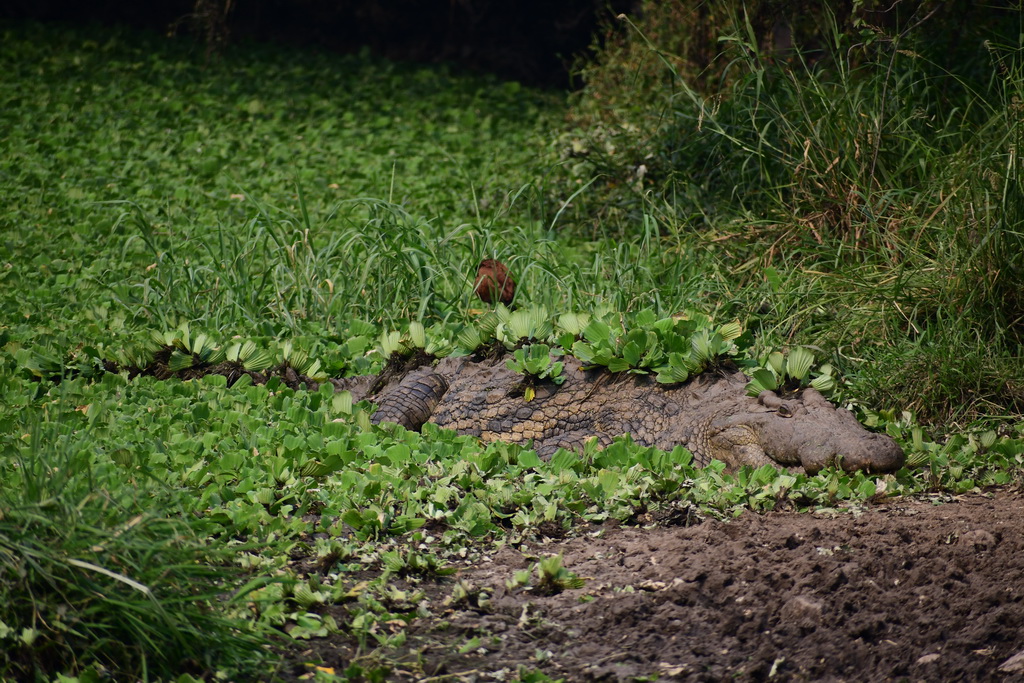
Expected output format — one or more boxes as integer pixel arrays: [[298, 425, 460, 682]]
[[283, 489, 1024, 682]]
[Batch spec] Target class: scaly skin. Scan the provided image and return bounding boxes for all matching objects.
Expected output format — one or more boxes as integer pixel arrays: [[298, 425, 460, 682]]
[[355, 354, 905, 474]]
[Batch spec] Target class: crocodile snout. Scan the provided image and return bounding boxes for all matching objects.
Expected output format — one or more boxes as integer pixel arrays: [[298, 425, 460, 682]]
[[798, 428, 906, 475], [752, 388, 906, 475]]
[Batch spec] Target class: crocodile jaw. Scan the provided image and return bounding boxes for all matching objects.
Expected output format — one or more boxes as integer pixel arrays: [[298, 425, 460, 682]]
[[795, 429, 906, 475], [706, 390, 906, 474], [790, 391, 905, 474]]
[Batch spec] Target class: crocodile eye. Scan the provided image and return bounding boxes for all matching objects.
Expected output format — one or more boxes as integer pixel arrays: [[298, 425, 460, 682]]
[[777, 404, 794, 418]]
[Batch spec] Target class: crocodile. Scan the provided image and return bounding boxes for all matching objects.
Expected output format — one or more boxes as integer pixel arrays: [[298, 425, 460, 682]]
[[336, 354, 905, 474]]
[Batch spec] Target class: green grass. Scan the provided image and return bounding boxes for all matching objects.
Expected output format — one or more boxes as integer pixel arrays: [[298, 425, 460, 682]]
[[564, 2, 1024, 424], [1, 13, 1023, 681], [0, 383, 273, 680]]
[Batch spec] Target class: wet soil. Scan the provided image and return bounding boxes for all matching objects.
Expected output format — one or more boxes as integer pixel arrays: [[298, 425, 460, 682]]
[[284, 489, 1024, 682]]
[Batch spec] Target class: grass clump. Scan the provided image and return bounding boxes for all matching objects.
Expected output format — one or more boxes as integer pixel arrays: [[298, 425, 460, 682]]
[[563, 1, 1024, 425], [0, 407, 271, 680]]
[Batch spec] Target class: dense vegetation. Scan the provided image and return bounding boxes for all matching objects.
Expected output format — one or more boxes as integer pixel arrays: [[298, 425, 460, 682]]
[[0, 3, 1021, 680], [566, 1, 1024, 424]]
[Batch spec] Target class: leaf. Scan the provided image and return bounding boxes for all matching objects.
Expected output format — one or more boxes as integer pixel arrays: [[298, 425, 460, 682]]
[[341, 510, 365, 530], [621, 340, 643, 367], [205, 346, 226, 364], [457, 326, 483, 352], [606, 357, 631, 373], [476, 311, 501, 337], [912, 426, 925, 451], [241, 347, 274, 372], [750, 368, 778, 392], [299, 455, 345, 477], [549, 361, 564, 382], [656, 362, 689, 384], [379, 330, 403, 356], [555, 331, 577, 351], [501, 308, 553, 345], [598, 469, 620, 496], [690, 329, 713, 365], [549, 449, 578, 471], [557, 312, 590, 336], [293, 582, 324, 609], [810, 374, 836, 393], [332, 391, 353, 415], [787, 347, 815, 381], [633, 308, 658, 327], [508, 348, 527, 370], [168, 349, 195, 372], [424, 334, 452, 356], [907, 450, 931, 467], [176, 322, 192, 352], [303, 358, 324, 379], [191, 332, 213, 355], [287, 348, 320, 377], [582, 320, 612, 345], [717, 320, 743, 341], [151, 329, 174, 347], [570, 341, 596, 364], [408, 321, 426, 348], [517, 451, 543, 468], [224, 340, 242, 362], [381, 551, 406, 574]]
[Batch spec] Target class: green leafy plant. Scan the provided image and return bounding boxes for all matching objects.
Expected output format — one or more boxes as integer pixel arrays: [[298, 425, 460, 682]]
[[496, 307, 555, 349], [377, 329, 409, 359], [151, 325, 226, 372], [280, 339, 325, 379], [380, 548, 457, 578], [745, 347, 837, 397], [570, 314, 742, 382], [455, 323, 487, 354], [506, 554, 586, 595], [2, 18, 1023, 682], [506, 344, 566, 400], [0, 413, 272, 680], [224, 338, 275, 372]]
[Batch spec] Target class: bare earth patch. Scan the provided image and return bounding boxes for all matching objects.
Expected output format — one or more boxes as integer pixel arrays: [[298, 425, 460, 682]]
[[285, 490, 1024, 682]]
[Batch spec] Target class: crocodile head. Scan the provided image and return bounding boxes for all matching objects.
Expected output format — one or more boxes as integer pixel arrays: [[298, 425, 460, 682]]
[[704, 388, 905, 474]]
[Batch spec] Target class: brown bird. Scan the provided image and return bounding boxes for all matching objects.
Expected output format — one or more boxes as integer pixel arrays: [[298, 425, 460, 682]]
[[473, 259, 515, 306]]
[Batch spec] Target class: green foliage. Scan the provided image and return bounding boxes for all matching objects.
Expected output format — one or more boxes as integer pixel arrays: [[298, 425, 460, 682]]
[[507, 344, 566, 387], [745, 347, 837, 397], [2, 326, 1024, 680], [563, 1, 1024, 422], [225, 338, 276, 372], [497, 307, 556, 349], [0, 23, 565, 345], [506, 554, 586, 595], [0, 407, 271, 680], [1, 17, 1023, 682], [568, 311, 743, 381]]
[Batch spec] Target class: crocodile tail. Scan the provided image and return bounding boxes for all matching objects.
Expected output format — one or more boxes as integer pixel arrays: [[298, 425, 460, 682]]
[[370, 371, 450, 431]]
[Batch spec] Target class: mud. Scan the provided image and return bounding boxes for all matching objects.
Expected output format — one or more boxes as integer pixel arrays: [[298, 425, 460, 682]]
[[284, 489, 1024, 682]]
